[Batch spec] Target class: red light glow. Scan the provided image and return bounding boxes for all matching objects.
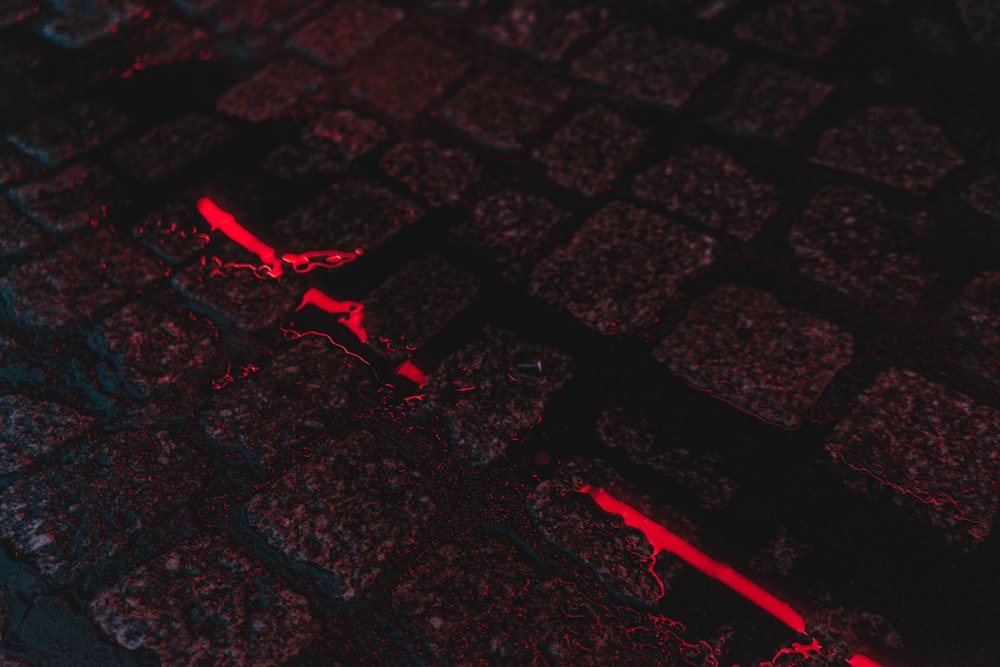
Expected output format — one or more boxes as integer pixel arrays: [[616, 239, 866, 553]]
[[394, 360, 428, 387], [848, 655, 885, 667], [296, 288, 368, 344]]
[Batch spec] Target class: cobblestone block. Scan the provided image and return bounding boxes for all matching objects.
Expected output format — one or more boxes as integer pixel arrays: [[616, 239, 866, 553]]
[[632, 145, 780, 241], [0, 412, 206, 585], [119, 17, 212, 72], [7, 103, 131, 168], [112, 115, 231, 184], [202, 337, 374, 470], [274, 179, 423, 253], [655, 284, 854, 428], [415, 326, 573, 466], [0, 230, 163, 327], [217, 59, 326, 123], [962, 174, 1000, 219], [0, 196, 46, 256], [534, 105, 647, 197], [89, 536, 319, 666], [531, 202, 717, 333], [450, 188, 567, 265], [571, 25, 728, 109], [9, 164, 123, 234], [363, 255, 479, 356], [813, 106, 964, 193], [380, 139, 480, 207], [710, 63, 834, 139], [247, 430, 434, 599], [789, 186, 938, 304], [0, 143, 44, 187], [945, 271, 1000, 384], [40, 0, 143, 48], [348, 35, 468, 119], [212, 0, 317, 33], [0, 395, 97, 475], [132, 196, 213, 264], [482, 0, 608, 62], [733, 0, 858, 59], [827, 367, 1000, 541], [442, 66, 571, 150], [287, 0, 404, 68], [264, 110, 387, 179]]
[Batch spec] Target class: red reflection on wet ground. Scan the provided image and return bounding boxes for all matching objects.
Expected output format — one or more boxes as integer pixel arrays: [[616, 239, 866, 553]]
[[847, 654, 885, 667], [296, 288, 368, 344], [394, 360, 428, 387]]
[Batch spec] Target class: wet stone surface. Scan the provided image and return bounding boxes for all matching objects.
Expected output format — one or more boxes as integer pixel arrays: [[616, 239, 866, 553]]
[[8, 164, 123, 235], [264, 110, 387, 180], [451, 188, 568, 266], [656, 284, 854, 428], [380, 139, 481, 207], [732, 0, 858, 59], [112, 114, 232, 184], [632, 145, 781, 242], [531, 201, 717, 333], [0, 196, 46, 257], [0, 394, 97, 476], [813, 106, 965, 194], [482, 0, 607, 62], [132, 195, 214, 264], [89, 535, 319, 666], [217, 59, 327, 123], [944, 271, 1000, 385], [6, 103, 131, 168], [0, 143, 45, 188], [827, 367, 1000, 542], [789, 186, 939, 304], [962, 174, 1000, 219], [287, 0, 404, 68]]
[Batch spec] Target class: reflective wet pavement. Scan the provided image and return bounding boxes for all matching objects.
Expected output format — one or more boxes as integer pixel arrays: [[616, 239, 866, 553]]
[[1, 1, 1000, 665]]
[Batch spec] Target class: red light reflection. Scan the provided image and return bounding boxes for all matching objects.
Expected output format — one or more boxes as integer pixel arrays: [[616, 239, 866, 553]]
[[296, 288, 368, 344]]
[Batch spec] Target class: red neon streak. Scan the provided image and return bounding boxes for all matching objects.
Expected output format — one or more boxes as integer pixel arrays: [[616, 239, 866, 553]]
[[579, 485, 806, 634], [196, 197, 283, 277], [847, 655, 885, 667], [281, 249, 363, 273], [394, 360, 428, 387], [296, 288, 368, 344], [770, 638, 822, 663]]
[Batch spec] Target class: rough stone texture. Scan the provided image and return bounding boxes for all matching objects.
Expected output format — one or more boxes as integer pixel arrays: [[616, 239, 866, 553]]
[[962, 174, 1000, 219], [132, 196, 214, 264], [944, 271, 1000, 384], [0, 395, 97, 475], [482, 0, 608, 62], [533, 105, 648, 197], [217, 59, 326, 123], [655, 284, 854, 428], [264, 110, 387, 179], [348, 35, 468, 119], [40, 0, 142, 48], [0, 412, 206, 585], [112, 114, 231, 184], [571, 25, 729, 109], [632, 145, 781, 241], [442, 66, 571, 149], [450, 188, 567, 265], [711, 63, 834, 139], [0, 230, 163, 327], [789, 186, 939, 304], [415, 326, 573, 466], [211, 0, 317, 34], [827, 367, 1000, 541], [531, 202, 717, 333], [363, 255, 479, 356], [380, 139, 480, 207], [813, 106, 964, 194], [89, 536, 319, 666], [0, 143, 44, 187], [247, 430, 435, 599], [119, 16, 213, 72], [202, 337, 374, 470], [6, 103, 131, 167], [287, 0, 404, 68], [596, 409, 737, 511], [274, 179, 424, 253], [0, 196, 46, 256], [749, 527, 809, 577], [733, 0, 858, 59], [8, 164, 123, 234]]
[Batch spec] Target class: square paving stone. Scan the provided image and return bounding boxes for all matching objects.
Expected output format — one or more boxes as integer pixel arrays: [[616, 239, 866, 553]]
[[962, 174, 1000, 219], [813, 106, 964, 194], [530, 201, 717, 333], [6, 103, 131, 167], [132, 195, 214, 264], [944, 271, 1000, 385], [247, 430, 435, 600], [211, 0, 318, 33], [571, 25, 728, 109], [827, 367, 1000, 541], [0, 394, 97, 475], [442, 66, 571, 150], [533, 104, 648, 197], [482, 0, 608, 62], [273, 178, 424, 253], [632, 145, 780, 241], [112, 115, 231, 184], [0, 196, 46, 256], [348, 35, 468, 119], [217, 59, 327, 123], [450, 188, 568, 265], [40, 1, 143, 48], [89, 536, 319, 666], [733, 0, 859, 58], [655, 284, 854, 428], [287, 0, 404, 68], [710, 63, 834, 139], [8, 164, 124, 234], [414, 326, 573, 466], [380, 139, 480, 207], [264, 110, 387, 179], [0, 230, 164, 327], [789, 186, 939, 304]]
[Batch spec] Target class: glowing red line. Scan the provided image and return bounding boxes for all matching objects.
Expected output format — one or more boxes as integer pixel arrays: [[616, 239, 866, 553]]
[[847, 655, 884, 667], [579, 485, 806, 634], [394, 360, 428, 387], [196, 197, 283, 277], [296, 288, 368, 344]]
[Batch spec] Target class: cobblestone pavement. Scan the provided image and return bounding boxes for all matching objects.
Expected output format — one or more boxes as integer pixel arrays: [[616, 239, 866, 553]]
[[1, 1, 999, 665]]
